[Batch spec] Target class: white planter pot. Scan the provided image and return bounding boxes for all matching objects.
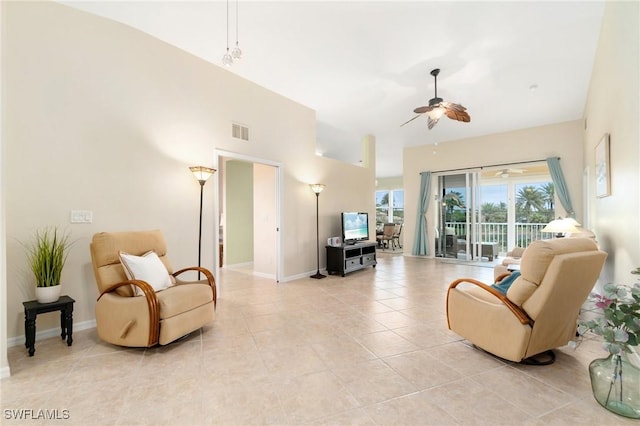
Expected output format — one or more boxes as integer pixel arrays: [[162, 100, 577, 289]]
[[35, 285, 61, 303]]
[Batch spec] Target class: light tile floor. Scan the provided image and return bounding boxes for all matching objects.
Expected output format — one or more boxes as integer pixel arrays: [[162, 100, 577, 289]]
[[1, 252, 635, 425]]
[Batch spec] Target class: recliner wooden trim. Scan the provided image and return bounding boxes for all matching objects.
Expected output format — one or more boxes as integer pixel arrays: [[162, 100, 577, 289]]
[[97, 279, 160, 347], [172, 267, 217, 307], [446, 278, 533, 328], [494, 272, 512, 283]]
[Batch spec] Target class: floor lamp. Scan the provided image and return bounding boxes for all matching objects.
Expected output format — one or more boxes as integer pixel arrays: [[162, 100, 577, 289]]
[[190, 166, 216, 279], [310, 183, 326, 279]]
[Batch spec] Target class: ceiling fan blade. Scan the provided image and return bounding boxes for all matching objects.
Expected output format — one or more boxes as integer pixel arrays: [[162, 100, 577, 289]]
[[400, 115, 422, 127], [443, 105, 471, 123], [442, 101, 467, 112], [413, 105, 435, 114]]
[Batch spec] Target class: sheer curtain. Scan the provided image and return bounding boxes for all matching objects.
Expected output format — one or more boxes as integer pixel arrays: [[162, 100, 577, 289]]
[[546, 157, 575, 217], [412, 171, 431, 256]]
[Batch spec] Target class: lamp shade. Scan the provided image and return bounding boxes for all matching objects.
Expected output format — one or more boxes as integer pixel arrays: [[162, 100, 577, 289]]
[[562, 217, 582, 227], [189, 166, 216, 184], [309, 183, 325, 194], [541, 218, 580, 234]]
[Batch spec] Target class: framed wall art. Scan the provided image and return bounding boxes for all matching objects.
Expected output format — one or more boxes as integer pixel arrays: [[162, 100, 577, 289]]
[[595, 133, 610, 198]]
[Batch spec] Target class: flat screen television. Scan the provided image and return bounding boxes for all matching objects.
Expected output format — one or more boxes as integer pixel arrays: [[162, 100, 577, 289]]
[[341, 212, 369, 244]]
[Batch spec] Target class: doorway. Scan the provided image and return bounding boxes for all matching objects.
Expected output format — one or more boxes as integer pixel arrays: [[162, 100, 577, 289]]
[[215, 150, 282, 282]]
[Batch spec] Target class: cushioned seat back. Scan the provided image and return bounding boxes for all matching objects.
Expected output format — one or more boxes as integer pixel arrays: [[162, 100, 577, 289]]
[[90, 230, 174, 296], [523, 248, 607, 356], [504, 238, 606, 357], [506, 238, 599, 307]]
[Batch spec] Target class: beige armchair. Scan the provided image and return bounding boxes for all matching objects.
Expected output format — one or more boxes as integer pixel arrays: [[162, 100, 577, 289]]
[[447, 238, 607, 363], [90, 230, 216, 347]]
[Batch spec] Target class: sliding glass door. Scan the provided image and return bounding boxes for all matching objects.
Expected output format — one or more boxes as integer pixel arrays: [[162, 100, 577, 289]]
[[435, 172, 481, 260], [436, 163, 555, 261]]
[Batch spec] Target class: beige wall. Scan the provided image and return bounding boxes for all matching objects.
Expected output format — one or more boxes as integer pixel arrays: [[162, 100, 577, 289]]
[[583, 0, 639, 286], [2, 1, 375, 345], [376, 177, 403, 191], [404, 120, 584, 257]]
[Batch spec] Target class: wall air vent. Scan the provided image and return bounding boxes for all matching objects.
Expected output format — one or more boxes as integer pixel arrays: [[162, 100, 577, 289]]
[[232, 123, 250, 141]]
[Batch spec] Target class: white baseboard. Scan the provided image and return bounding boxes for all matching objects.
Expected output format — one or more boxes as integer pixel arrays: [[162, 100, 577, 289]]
[[224, 261, 254, 269], [280, 269, 327, 282], [7, 319, 96, 348], [252, 271, 276, 280]]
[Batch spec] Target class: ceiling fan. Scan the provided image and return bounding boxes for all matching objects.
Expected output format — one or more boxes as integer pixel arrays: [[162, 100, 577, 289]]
[[495, 168, 526, 178], [401, 68, 470, 130]]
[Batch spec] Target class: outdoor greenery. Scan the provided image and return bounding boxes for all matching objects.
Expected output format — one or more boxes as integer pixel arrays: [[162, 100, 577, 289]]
[[515, 184, 555, 223], [443, 182, 556, 225], [438, 182, 556, 252]]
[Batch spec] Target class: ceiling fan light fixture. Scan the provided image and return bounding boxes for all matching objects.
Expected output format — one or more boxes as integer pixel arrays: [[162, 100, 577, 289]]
[[427, 108, 444, 119], [401, 68, 470, 130]]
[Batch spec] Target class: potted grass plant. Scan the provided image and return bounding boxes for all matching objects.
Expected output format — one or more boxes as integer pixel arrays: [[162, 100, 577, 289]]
[[25, 227, 73, 303]]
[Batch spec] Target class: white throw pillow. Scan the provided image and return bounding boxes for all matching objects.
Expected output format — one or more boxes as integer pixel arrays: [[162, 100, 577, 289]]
[[119, 250, 172, 296]]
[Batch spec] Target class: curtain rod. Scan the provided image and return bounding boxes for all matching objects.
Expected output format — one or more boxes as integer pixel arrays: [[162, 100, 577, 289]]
[[428, 157, 558, 174]]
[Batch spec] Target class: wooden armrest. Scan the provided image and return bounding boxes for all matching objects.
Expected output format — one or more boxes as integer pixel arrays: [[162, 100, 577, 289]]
[[97, 280, 160, 347], [173, 267, 217, 307], [446, 278, 533, 327]]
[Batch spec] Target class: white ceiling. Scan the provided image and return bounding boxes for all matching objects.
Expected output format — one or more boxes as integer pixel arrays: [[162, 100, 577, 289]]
[[61, 1, 606, 177]]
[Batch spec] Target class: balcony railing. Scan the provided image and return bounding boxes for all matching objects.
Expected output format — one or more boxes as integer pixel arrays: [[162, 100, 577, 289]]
[[444, 222, 549, 254]]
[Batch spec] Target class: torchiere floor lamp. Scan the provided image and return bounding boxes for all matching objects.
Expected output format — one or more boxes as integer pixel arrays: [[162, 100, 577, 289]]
[[190, 166, 216, 279], [310, 183, 326, 279]]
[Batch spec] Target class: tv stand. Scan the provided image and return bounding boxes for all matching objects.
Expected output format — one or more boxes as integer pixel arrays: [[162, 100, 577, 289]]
[[326, 241, 377, 277]]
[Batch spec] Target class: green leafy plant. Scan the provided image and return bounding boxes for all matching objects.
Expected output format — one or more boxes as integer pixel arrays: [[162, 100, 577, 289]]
[[578, 268, 640, 355], [25, 227, 73, 288]]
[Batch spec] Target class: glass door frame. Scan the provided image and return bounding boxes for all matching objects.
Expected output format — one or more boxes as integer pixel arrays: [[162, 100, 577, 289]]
[[435, 170, 482, 261]]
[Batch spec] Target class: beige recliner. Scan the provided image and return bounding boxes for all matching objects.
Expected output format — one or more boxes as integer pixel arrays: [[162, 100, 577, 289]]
[[447, 238, 607, 363], [90, 230, 216, 347], [493, 246, 526, 280]]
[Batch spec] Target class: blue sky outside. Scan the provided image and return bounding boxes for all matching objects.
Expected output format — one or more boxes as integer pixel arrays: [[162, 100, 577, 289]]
[[376, 190, 404, 208]]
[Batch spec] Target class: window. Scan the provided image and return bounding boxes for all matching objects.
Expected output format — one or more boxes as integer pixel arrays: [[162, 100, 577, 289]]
[[376, 189, 403, 229]]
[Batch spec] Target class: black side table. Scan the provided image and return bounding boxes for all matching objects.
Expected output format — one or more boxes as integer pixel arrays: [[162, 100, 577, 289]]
[[23, 295, 75, 357]]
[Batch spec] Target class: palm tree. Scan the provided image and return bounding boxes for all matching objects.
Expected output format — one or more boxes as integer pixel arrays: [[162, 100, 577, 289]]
[[481, 202, 507, 223], [541, 183, 555, 210], [516, 186, 545, 218], [377, 192, 389, 207], [443, 191, 465, 223]]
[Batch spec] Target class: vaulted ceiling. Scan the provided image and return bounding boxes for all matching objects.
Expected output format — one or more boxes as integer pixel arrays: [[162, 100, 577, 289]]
[[61, 1, 606, 177]]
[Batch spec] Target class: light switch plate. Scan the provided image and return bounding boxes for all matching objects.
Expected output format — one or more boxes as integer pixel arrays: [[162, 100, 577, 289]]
[[70, 210, 93, 224]]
